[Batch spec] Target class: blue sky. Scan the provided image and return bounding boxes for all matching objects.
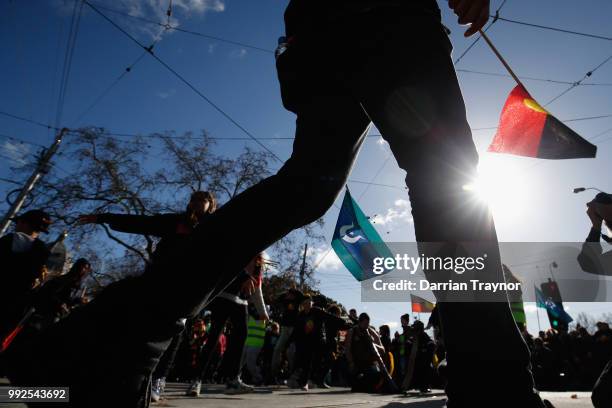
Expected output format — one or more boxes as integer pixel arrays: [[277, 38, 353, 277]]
[[1, 0, 611, 334]]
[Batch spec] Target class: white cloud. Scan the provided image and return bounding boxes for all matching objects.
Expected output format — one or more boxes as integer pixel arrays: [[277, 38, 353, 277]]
[[157, 88, 176, 99], [308, 244, 342, 271], [229, 48, 247, 59], [1, 140, 30, 167], [92, 0, 226, 41], [208, 43, 217, 54], [372, 199, 413, 227]]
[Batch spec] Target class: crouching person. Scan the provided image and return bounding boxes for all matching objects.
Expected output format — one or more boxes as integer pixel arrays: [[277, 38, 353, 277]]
[[345, 313, 395, 393]]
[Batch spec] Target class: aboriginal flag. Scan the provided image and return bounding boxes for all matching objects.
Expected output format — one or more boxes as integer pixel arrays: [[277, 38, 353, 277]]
[[488, 85, 597, 159], [410, 294, 435, 313]]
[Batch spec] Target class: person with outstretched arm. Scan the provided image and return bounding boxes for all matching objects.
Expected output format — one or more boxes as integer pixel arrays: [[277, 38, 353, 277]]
[[578, 192, 612, 276]]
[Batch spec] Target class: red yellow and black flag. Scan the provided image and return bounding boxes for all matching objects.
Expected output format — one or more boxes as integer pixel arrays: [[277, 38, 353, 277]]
[[487, 85, 597, 159], [410, 294, 435, 314]]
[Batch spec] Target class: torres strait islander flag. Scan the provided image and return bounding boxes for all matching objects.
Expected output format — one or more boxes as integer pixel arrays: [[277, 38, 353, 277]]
[[488, 85, 597, 159]]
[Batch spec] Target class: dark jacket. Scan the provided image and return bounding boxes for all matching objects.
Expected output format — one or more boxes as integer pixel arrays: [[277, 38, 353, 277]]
[[276, 289, 306, 327], [0, 233, 50, 337], [284, 0, 441, 37], [96, 213, 203, 266], [577, 227, 612, 276], [291, 306, 347, 345]]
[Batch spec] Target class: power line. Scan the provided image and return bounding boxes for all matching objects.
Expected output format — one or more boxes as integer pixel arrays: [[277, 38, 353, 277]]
[[0, 133, 46, 148], [89, 2, 273, 54], [545, 52, 612, 106], [85, 1, 284, 163], [495, 16, 612, 42], [0, 152, 28, 166], [454, 0, 509, 65], [456, 68, 612, 86], [72, 50, 149, 125], [0, 177, 21, 186], [55, 0, 84, 129], [0, 111, 60, 131], [74, 0, 175, 126]]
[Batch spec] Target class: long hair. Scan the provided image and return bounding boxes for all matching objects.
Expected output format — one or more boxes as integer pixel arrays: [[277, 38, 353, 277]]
[[186, 191, 217, 226]]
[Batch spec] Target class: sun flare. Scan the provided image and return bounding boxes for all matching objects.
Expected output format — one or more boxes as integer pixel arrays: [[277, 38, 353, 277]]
[[463, 156, 531, 221]]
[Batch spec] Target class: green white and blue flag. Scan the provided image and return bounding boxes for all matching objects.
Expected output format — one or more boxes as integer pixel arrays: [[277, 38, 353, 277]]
[[331, 189, 394, 281]]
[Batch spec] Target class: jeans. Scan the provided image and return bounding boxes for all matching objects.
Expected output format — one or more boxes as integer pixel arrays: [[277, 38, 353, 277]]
[[270, 325, 294, 378], [243, 345, 263, 384]]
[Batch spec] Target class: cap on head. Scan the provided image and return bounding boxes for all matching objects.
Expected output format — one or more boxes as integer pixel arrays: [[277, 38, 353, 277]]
[[15, 209, 52, 233]]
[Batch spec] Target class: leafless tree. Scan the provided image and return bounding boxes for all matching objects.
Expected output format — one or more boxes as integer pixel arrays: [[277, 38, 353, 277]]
[[14, 128, 324, 286]]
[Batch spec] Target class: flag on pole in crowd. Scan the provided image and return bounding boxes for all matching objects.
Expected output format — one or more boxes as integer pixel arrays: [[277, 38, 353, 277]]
[[534, 286, 573, 324], [410, 294, 435, 313], [488, 85, 597, 159], [332, 189, 394, 281]]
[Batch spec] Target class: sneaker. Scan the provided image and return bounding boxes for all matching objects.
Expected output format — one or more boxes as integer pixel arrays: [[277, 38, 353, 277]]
[[225, 378, 254, 395], [151, 377, 166, 402], [187, 380, 201, 397]]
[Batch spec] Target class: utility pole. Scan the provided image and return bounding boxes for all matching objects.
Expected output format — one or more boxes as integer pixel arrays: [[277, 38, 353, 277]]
[[0, 128, 68, 236], [299, 243, 308, 290]]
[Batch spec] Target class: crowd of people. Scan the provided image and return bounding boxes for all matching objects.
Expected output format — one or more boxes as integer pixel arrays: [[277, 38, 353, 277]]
[[2, 0, 612, 407], [521, 322, 612, 391], [0, 190, 611, 408]]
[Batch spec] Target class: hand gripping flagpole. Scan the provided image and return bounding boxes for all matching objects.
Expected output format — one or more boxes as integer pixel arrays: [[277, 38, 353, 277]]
[[478, 29, 527, 91]]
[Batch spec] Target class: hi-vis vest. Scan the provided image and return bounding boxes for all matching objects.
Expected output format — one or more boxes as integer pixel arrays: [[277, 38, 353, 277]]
[[246, 317, 266, 348], [511, 301, 526, 325]]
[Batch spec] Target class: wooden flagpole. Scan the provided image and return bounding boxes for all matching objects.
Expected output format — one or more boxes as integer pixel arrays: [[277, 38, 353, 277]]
[[479, 30, 527, 91]]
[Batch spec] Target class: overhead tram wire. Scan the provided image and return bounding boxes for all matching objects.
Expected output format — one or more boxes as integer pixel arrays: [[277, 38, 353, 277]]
[[545, 52, 612, 106], [55, 0, 85, 130], [84, 1, 284, 163], [0, 177, 21, 186], [0, 133, 46, 149], [72, 50, 149, 125], [0, 111, 60, 132], [453, 0, 509, 65], [88, 1, 273, 54], [494, 16, 612, 42], [456, 68, 612, 87], [74, 0, 176, 126], [4, 107, 612, 148]]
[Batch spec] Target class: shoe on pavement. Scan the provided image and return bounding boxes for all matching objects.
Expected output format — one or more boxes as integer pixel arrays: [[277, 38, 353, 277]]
[[186, 380, 201, 397], [151, 377, 165, 402], [225, 378, 254, 395]]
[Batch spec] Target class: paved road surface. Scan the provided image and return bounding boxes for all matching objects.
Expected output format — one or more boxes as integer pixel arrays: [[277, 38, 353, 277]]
[[0, 379, 594, 407]]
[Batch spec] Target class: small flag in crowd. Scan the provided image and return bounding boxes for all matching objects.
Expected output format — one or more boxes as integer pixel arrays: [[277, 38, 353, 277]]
[[411, 294, 435, 313], [332, 189, 394, 281], [535, 286, 573, 324], [488, 85, 597, 159]]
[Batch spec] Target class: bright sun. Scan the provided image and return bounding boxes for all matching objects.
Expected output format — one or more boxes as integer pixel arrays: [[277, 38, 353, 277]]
[[463, 156, 531, 221]]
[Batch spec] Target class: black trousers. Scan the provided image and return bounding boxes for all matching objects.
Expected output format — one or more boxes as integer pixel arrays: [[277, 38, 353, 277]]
[[294, 338, 325, 386], [6, 6, 540, 408], [152, 328, 184, 381], [195, 297, 247, 382]]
